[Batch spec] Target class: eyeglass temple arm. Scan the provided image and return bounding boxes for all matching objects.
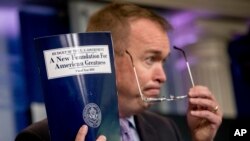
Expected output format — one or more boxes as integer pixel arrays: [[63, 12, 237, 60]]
[[173, 46, 195, 87]]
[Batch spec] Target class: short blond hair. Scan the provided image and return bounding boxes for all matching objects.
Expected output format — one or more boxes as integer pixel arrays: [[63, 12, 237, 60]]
[[86, 2, 172, 56]]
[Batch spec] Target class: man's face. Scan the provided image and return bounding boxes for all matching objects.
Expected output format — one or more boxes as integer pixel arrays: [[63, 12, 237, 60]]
[[115, 18, 170, 118]]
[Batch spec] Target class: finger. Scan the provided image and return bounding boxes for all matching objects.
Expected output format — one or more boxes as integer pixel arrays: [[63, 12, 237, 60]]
[[190, 110, 222, 125], [189, 86, 212, 97], [75, 125, 88, 141], [189, 86, 216, 100], [189, 98, 218, 112], [96, 135, 107, 141]]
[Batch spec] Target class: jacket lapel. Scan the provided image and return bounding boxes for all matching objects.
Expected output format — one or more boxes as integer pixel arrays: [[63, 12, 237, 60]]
[[134, 114, 159, 141]]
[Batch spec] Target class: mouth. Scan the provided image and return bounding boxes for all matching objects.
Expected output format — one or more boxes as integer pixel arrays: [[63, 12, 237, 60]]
[[143, 87, 161, 97]]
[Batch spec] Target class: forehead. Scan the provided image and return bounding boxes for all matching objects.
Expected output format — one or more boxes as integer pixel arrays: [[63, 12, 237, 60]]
[[128, 18, 170, 56]]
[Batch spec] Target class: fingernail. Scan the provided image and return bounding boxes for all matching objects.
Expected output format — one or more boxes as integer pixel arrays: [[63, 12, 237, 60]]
[[188, 91, 192, 97], [189, 89, 193, 95], [190, 111, 195, 115], [101, 135, 106, 141], [189, 98, 193, 103], [82, 125, 88, 133], [97, 135, 106, 141]]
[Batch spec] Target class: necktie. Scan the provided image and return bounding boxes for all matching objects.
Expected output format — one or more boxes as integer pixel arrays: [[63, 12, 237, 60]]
[[120, 118, 133, 141]]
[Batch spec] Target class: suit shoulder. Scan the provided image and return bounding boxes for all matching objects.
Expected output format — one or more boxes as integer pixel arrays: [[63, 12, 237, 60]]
[[141, 111, 175, 125], [137, 111, 183, 141], [15, 119, 50, 141]]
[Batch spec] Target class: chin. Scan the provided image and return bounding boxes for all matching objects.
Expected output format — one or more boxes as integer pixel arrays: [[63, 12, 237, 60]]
[[142, 101, 152, 109]]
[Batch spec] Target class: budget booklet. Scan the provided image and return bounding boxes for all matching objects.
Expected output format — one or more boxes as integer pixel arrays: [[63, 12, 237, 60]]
[[34, 32, 120, 141]]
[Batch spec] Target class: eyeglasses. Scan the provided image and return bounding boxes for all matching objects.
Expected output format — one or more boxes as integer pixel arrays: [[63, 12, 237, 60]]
[[125, 46, 194, 103], [173, 46, 195, 87]]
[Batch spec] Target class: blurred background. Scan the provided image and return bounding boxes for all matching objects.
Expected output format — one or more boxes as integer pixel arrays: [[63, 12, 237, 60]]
[[0, 0, 249, 141]]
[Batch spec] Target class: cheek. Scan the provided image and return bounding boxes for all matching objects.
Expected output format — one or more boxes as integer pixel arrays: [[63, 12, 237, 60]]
[[115, 60, 135, 91], [137, 67, 151, 85]]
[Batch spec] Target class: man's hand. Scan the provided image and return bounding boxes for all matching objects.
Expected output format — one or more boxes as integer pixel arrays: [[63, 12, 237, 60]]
[[75, 125, 106, 141], [187, 86, 223, 141]]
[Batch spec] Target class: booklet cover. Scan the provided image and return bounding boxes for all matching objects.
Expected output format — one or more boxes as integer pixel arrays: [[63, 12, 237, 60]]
[[34, 32, 120, 141]]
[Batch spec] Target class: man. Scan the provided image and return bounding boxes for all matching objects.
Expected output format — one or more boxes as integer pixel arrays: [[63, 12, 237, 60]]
[[16, 2, 222, 141]]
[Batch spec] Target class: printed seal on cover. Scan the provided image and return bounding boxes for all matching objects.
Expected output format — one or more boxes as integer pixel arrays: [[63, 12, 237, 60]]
[[83, 103, 102, 128]]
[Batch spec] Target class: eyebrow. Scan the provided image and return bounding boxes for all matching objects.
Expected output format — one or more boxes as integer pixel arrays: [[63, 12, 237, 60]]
[[144, 49, 170, 59]]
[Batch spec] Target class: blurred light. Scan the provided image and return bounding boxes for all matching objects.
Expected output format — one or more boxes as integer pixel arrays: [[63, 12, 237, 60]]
[[165, 12, 200, 47], [173, 32, 198, 48], [0, 7, 19, 36], [168, 12, 197, 28]]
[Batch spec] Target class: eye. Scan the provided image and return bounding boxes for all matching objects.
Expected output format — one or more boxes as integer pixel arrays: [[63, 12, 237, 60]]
[[145, 56, 155, 65]]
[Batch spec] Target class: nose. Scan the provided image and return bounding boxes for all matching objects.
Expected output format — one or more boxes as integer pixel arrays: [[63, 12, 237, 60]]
[[154, 64, 166, 84]]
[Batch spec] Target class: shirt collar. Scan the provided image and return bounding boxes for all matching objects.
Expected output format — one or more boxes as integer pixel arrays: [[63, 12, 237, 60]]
[[126, 116, 136, 129]]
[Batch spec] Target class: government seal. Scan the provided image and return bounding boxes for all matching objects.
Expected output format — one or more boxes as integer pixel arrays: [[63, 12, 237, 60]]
[[83, 103, 102, 128]]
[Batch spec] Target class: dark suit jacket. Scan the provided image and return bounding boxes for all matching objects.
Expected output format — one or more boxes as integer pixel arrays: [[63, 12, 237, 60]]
[[15, 111, 182, 141]]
